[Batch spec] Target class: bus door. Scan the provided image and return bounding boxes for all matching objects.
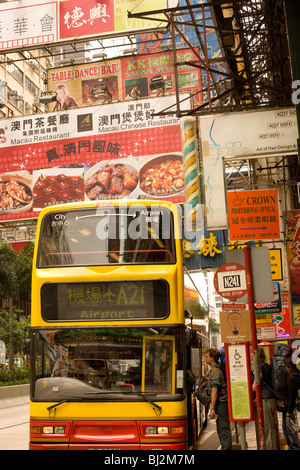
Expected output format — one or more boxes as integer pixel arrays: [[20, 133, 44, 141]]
[[186, 329, 203, 445], [142, 336, 176, 394]]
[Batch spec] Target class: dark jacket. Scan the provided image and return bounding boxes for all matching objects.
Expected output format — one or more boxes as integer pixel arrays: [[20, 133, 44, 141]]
[[287, 370, 300, 414], [260, 361, 276, 399]]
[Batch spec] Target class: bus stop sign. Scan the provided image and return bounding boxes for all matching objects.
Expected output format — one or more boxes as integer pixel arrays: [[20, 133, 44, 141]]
[[214, 263, 250, 299]]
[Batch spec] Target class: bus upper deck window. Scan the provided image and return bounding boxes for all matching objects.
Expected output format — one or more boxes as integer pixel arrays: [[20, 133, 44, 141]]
[[37, 205, 176, 267]]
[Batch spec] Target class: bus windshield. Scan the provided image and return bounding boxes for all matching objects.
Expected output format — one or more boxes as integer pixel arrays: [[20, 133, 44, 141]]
[[31, 326, 185, 402], [37, 205, 175, 267]]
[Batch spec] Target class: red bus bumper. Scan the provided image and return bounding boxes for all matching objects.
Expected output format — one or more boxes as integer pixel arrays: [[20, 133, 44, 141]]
[[29, 419, 187, 450]]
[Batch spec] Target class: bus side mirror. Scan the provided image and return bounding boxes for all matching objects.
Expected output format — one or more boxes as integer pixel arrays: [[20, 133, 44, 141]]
[[185, 309, 193, 325], [23, 338, 30, 356]]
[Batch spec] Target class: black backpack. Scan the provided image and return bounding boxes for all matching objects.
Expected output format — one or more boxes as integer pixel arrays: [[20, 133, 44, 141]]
[[195, 365, 227, 406], [270, 343, 292, 400], [195, 376, 211, 406]]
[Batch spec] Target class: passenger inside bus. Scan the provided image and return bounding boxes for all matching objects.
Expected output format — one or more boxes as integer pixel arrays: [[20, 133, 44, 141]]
[[51, 346, 94, 378], [33, 327, 184, 402]]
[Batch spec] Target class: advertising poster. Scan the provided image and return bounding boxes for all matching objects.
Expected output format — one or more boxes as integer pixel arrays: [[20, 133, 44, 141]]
[[47, 50, 202, 110], [48, 60, 123, 108], [254, 282, 281, 315], [287, 210, 300, 316], [220, 310, 252, 343], [0, 0, 176, 52], [60, 0, 173, 39], [198, 108, 298, 160], [256, 292, 292, 340], [121, 49, 202, 105], [0, 0, 58, 51], [0, 95, 190, 222], [227, 189, 281, 241]]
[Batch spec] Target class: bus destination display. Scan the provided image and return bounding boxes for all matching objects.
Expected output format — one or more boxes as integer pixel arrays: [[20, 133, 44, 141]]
[[41, 280, 169, 321]]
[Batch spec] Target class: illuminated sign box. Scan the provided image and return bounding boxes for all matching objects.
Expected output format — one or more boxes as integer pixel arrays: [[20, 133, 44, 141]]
[[41, 280, 170, 321]]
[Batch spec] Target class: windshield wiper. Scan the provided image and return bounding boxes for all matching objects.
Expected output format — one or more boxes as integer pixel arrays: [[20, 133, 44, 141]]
[[135, 392, 162, 415], [47, 397, 84, 413]]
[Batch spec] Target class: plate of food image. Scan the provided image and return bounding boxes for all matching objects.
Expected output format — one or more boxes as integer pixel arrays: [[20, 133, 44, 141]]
[[139, 154, 184, 199], [85, 159, 139, 200], [0, 173, 33, 214]]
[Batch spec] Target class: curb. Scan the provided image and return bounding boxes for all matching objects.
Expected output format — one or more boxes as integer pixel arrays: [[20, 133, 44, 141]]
[[0, 384, 30, 409]]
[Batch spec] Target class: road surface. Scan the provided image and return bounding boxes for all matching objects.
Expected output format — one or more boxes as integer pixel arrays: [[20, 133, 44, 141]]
[[0, 404, 29, 450]]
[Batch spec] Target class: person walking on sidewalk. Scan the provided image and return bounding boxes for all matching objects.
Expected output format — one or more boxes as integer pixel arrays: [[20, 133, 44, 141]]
[[204, 348, 232, 450]]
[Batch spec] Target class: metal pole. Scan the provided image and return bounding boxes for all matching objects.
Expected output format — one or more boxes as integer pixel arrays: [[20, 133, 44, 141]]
[[239, 422, 247, 450], [170, 12, 181, 118], [243, 246, 266, 450]]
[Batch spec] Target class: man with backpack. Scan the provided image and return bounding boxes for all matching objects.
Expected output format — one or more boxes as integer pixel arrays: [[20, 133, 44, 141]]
[[284, 356, 300, 450], [271, 343, 300, 450], [254, 347, 280, 450], [204, 348, 232, 450]]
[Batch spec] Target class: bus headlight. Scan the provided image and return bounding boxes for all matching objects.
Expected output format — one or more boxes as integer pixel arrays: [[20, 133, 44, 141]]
[[42, 426, 65, 434], [145, 426, 169, 435]]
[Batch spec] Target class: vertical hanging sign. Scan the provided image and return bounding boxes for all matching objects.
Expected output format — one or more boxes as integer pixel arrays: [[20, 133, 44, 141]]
[[180, 117, 201, 230], [198, 116, 228, 230]]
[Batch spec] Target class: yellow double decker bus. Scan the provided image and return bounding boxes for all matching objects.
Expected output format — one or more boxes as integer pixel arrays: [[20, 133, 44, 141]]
[[29, 200, 207, 450]]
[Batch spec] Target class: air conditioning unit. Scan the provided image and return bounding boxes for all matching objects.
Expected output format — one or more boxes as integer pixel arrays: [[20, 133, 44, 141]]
[[28, 60, 39, 72]]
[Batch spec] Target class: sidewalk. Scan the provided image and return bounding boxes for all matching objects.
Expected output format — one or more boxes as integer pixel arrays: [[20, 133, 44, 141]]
[[194, 413, 288, 450], [194, 418, 257, 450]]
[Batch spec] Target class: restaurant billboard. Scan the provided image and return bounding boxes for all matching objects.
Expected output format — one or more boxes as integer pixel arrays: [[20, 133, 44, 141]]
[[0, 94, 190, 222]]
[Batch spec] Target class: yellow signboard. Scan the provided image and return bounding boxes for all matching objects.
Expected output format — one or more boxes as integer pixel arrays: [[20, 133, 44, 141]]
[[269, 248, 283, 280]]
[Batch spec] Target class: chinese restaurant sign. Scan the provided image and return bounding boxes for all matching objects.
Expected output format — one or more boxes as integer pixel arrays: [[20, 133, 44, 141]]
[[227, 189, 280, 241], [0, 95, 190, 222], [0, 0, 175, 51]]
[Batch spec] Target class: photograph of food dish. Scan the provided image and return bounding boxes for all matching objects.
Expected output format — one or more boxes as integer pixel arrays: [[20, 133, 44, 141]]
[[0, 172, 33, 214], [32, 167, 84, 210], [139, 154, 184, 198], [84, 159, 139, 200]]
